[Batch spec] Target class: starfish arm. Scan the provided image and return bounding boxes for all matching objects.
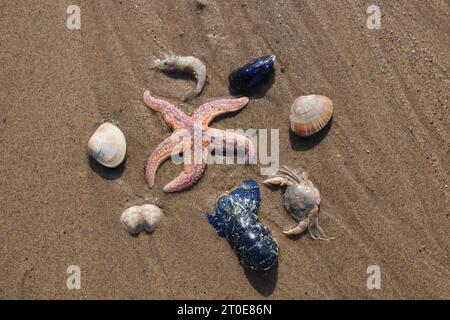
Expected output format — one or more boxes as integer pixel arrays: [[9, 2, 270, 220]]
[[162, 162, 206, 193], [192, 97, 249, 127], [162, 139, 208, 193], [205, 128, 256, 164], [145, 130, 191, 188], [143, 90, 191, 130]]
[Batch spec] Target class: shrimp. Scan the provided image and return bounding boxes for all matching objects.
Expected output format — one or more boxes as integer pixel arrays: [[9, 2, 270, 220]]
[[153, 56, 206, 101]]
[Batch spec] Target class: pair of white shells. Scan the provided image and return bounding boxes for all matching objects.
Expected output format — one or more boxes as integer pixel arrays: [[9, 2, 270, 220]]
[[120, 204, 164, 235], [87, 123, 126, 168]]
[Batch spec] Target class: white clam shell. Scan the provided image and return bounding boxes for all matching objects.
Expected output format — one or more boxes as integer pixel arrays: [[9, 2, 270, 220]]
[[120, 204, 164, 235], [87, 123, 126, 168]]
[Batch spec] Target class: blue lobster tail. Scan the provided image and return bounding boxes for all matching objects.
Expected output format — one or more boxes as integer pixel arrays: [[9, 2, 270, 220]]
[[242, 238, 279, 271], [229, 179, 261, 214], [207, 213, 226, 237], [207, 180, 279, 272]]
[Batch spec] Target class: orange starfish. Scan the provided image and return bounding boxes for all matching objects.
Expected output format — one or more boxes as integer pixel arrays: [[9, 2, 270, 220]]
[[143, 90, 255, 192]]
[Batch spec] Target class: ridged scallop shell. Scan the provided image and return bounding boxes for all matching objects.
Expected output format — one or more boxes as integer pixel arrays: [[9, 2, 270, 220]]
[[120, 204, 163, 235], [87, 123, 126, 168], [289, 95, 333, 137]]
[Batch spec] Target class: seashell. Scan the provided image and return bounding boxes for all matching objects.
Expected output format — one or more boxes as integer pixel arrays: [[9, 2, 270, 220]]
[[120, 204, 163, 235], [289, 94, 333, 137], [228, 55, 276, 92], [87, 123, 126, 168]]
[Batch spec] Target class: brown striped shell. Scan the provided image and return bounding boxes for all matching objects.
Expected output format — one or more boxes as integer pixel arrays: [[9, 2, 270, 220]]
[[289, 95, 333, 137]]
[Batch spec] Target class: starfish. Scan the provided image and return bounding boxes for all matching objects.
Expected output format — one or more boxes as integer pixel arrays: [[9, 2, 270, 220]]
[[143, 90, 256, 192]]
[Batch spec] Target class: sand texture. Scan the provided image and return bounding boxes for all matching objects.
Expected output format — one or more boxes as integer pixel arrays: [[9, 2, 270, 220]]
[[0, 0, 449, 299]]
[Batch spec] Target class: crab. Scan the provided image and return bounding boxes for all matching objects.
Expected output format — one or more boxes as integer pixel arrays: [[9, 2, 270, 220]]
[[263, 165, 334, 240]]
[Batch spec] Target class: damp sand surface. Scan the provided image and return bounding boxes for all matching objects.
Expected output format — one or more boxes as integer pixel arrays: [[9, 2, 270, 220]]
[[0, 1, 449, 299]]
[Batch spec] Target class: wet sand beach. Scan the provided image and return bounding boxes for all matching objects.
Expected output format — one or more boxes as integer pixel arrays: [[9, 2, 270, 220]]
[[0, 0, 449, 299]]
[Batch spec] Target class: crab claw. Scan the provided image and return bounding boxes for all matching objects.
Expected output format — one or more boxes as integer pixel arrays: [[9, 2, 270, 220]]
[[283, 220, 309, 237], [263, 177, 293, 187]]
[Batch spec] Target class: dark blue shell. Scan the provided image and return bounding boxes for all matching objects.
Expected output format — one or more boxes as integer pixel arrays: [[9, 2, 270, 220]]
[[207, 180, 279, 271], [228, 55, 276, 92]]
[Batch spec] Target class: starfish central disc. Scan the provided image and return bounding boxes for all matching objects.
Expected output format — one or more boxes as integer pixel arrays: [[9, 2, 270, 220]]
[[143, 91, 255, 192]]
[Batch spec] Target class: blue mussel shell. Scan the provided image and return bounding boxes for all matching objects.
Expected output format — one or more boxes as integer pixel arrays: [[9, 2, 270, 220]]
[[207, 180, 279, 271], [228, 55, 276, 92]]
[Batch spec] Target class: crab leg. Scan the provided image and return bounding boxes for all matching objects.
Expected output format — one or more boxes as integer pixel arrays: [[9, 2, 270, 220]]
[[307, 222, 319, 240], [307, 207, 325, 240], [278, 167, 302, 184], [282, 165, 303, 180], [314, 215, 335, 240]]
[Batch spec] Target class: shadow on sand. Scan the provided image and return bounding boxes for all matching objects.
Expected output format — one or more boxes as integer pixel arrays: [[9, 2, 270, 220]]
[[289, 117, 333, 151], [244, 262, 278, 297], [88, 155, 126, 180], [228, 70, 276, 100]]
